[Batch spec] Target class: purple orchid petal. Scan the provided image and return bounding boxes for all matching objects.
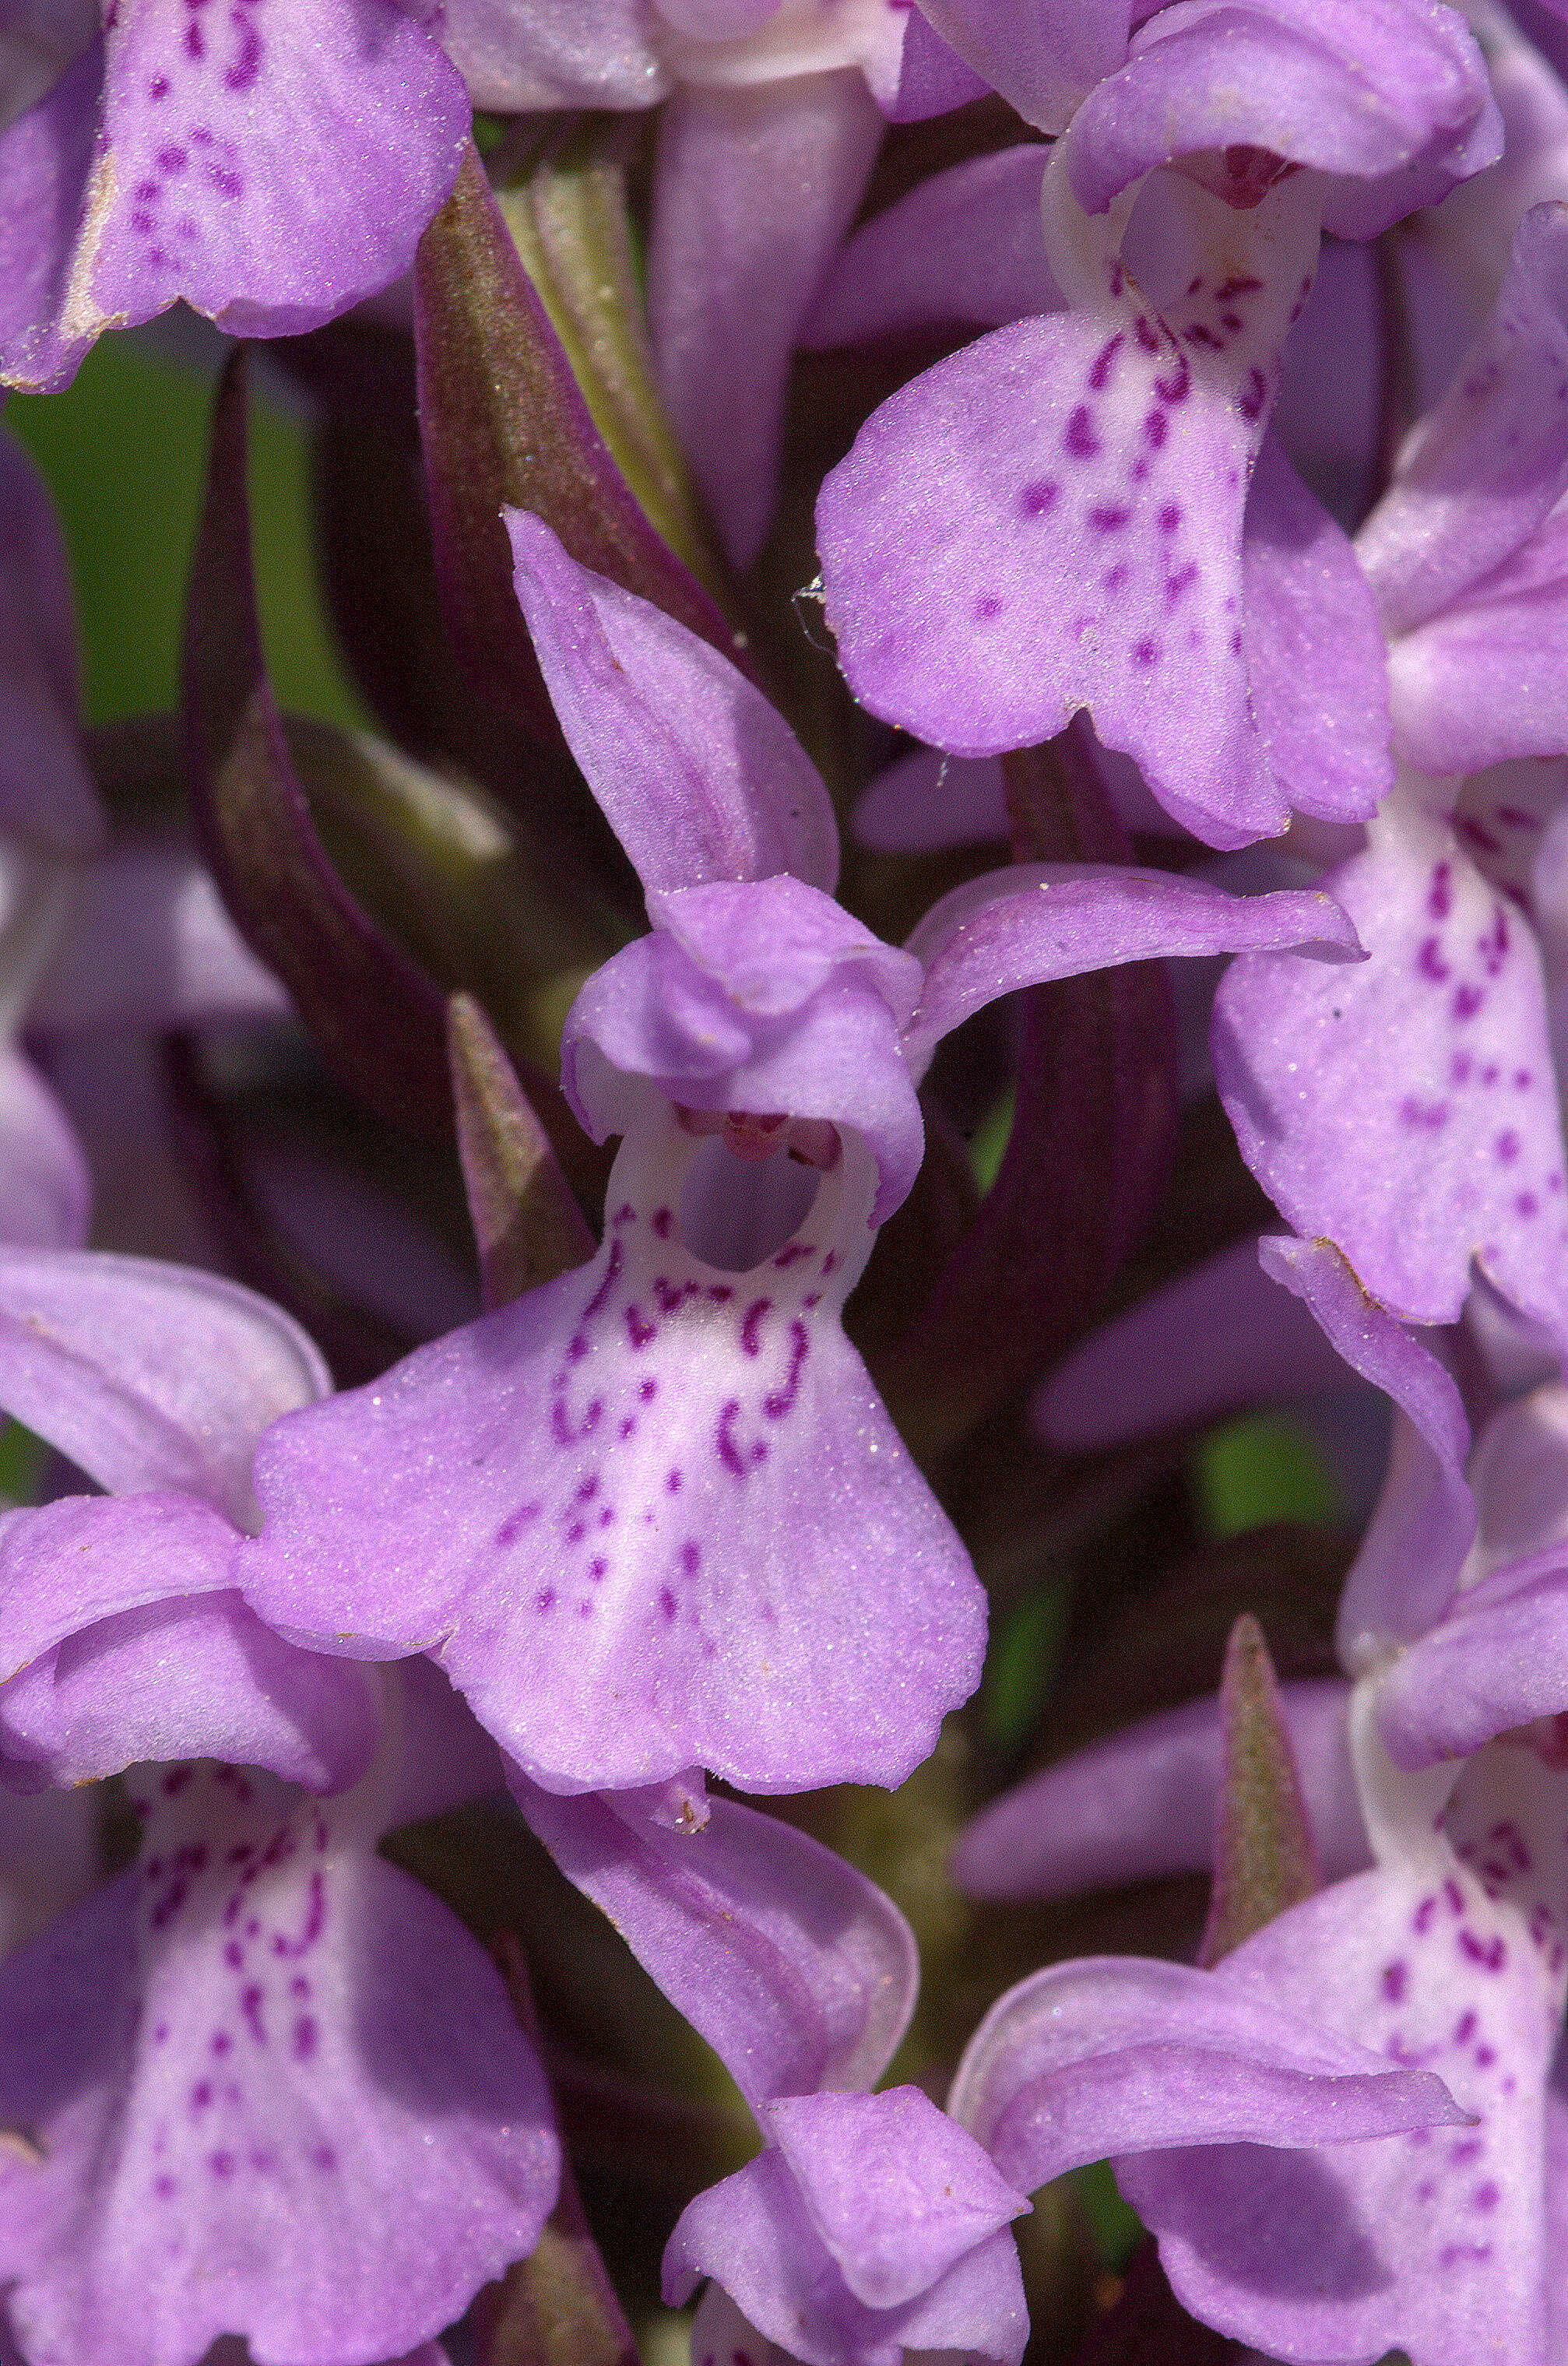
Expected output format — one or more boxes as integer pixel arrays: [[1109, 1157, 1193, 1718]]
[[28, 838, 292, 1032], [0, 427, 102, 857], [242, 1106, 985, 1796], [1386, 499, 1568, 773], [0, 40, 100, 392], [803, 146, 1060, 349], [666, 2129, 1028, 2366], [0, 1492, 381, 1792], [508, 511, 838, 896], [1374, 1549, 1568, 1764], [951, 1679, 1366, 1902], [512, 1778, 916, 2107], [0, 1764, 559, 2366], [1034, 1234, 1359, 1451], [1063, 0, 1495, 222], [1241, 433, 1392, 822], [761, 2089, 1029, 2311], [649, 71, 884, 568], [1357, 202, 1568, 638], [563, 879, 926, 1221], [1123, 1742, 1568, 2366], [886, 6, 989, 118], [1257, 1236, 1475, 1658], [432, 0, 667, 107], [1215, 806, 1568, 1349], [817, 161, 1325, 845], [853, 749, 1009, 854], [68, 0, 468, 380], [0, 1248, 330, 1525], [901, 864, 1361, 1079], [911, 0, 1130, 132], [948, 1953, 1466, 2200], [0, 1046, 89, 1250]]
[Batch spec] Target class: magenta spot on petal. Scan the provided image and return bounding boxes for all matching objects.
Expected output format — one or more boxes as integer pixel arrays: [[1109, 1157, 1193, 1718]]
[[185, 18, 204, 53], [223, 1939, 243, 1970], [666, 1468, 681, 1493], [640, 1378, 657, 1403], [241, 1985, 266, 2044], [1088, 332, 1123, 389], [1453, 983, 1484, 1021], [659, 1587, 677, 1622], [1133, 638, 1158, 667], [293, 2015, 318, 2062], [1457, 1929, 1506, 1970], [209, 2150, 236, 2180], [191, 2079, 213, 2111], [681, 1542, 701, 1576], [1517, 1192, 1541, 1217], [1063, 406, 1100, 459], [1134, 315, 1158, 352], [157, 146, 187, 174], [1143, 408, 1169, 448], [312, 2143, 338, 2174], [1091, 504, 1131, 533], [589, 1557, 607, 1580], [149, 74, 171, 97], [652, 1207, 673, 1237], [1155, 357, 1190, 403], [1381, 1962, 1408, 2002], [1237, 366, 1268, 420], [535, 1585, 556, 1614], [154, 2173, 176, 2197], [211, 2030, 233, 2056], [740, 1299, 771, 1356], [717, 1401, 746, 1477], [626, 1303, 656, 1348], [1414, 1895, 1437, 1933], [1474, 2182, 1499, 2211], [1164, 562, 1198, 606], [1020, 478, 1059, 517], [1417, 936, 1450, 983], [975, 595, 1003, 620], [495, 1503, 540, 1549], [1496, 1130, 1521, 1163]]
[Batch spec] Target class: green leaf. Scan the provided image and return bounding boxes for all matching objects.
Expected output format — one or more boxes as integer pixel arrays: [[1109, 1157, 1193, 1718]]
[[448, 992, 596, 1309]]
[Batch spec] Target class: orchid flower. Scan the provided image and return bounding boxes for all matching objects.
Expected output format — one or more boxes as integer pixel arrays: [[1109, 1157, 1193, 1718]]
[[0, 0, 471, 391], [814, 0, 1497, 847], [1215, 199, 1568, 1355], [237, 512, 1362, 1801], [956, 1236, 1568, 2360], [0, 1245, 560, 2366]]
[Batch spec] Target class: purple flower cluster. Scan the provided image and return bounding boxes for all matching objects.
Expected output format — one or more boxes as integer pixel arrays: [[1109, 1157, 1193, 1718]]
[[5, 0, 1568, 2361]]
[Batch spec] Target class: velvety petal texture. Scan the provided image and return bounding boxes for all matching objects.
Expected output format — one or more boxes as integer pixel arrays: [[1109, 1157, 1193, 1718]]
[[817, 160, 1326, 844], [648, 71, 884, 568], [950, 1953, 1464, 2199], [512, 1780, 917, 2108], [0, 1763, 559, 2366], [0, 1492, 380, 1795], [3, 0, 473, 390], [666, 2088, 1030, 2366], [1214, 798, 1568, 1350], [243, 1105, 986, 1797], [1357, 200, 1568, 637], [1063, 0, 1496, 229], [0, 1249, 331, 1527], [509, 512, 838, 895], [1123, 1738, 1568, 2365], [1256, 1236, 1476, 1660]]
